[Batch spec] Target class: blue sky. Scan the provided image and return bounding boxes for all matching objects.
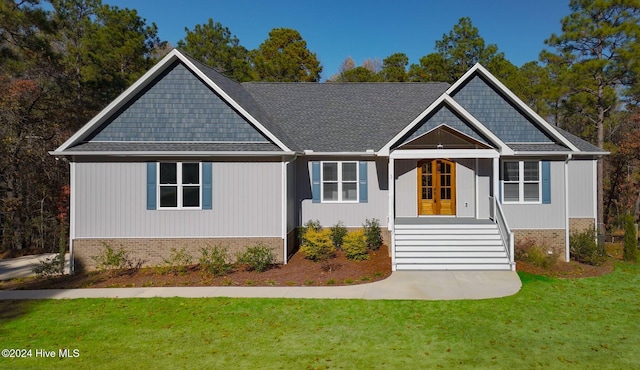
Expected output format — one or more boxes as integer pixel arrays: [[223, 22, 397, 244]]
[[105, 0, 571, 80]]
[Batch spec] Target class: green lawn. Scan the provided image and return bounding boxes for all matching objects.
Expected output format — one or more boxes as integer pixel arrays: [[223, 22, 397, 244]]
[[0, 262, 639, 369]]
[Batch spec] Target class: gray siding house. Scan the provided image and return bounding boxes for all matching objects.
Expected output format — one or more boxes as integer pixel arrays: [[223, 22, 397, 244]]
[[51, 49, 606, 272]]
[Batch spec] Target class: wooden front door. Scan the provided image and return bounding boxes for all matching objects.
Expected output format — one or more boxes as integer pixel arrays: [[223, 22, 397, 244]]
[[418, 159, 456, 215]]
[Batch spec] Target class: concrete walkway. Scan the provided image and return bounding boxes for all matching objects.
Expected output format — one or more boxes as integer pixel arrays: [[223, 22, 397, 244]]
[[0, 270, 521, 301], [0, 253, 70, 281]]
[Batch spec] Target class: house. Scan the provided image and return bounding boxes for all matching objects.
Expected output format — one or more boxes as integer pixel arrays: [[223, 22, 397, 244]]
[[51, 49, 606, 272]]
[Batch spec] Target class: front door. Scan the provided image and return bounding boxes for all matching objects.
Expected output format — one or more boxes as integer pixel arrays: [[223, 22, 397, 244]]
[[418, 159, 456, 215]]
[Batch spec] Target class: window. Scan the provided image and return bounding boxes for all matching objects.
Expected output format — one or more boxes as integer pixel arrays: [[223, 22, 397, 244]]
[[158, 162, 201, 209], [321, 161, 358, 202], [502, 161, 540, 203]]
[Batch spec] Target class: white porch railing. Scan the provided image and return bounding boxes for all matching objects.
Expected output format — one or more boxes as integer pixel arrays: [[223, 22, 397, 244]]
[[489, 196, 515, 271]]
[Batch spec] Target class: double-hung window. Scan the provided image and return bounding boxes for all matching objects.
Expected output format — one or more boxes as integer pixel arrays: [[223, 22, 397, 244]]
[[321, 161, 358, 202], [158, 162, 201, 209], [502, 161, 540, 203]]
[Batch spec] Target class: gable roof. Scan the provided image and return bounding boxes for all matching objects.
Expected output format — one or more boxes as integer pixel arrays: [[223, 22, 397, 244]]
[[52, 49, 294, 156], [243, 82, 449, 152], [52, 50, 606, 158]]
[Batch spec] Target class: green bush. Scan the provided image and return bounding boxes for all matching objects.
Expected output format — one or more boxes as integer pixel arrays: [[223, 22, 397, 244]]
[[300, 229, 335, 261], [330, 221, 348, 249], [363, 218, 382, 250], [199, 245, 233, 276], [298, 219, 322, 244], [514, 238, 556, 269], [160, 247, 193, 275], [236, 244, 276, 272], [570, 228, 605, 266], [623, 214, 639, 262], [32, 254, 65, 278], [92, 243, 141, 271], [342, 230, 369, 261]]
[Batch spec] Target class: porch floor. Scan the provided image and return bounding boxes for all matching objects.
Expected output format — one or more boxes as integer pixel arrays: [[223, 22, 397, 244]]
[[395, 217, 494, 225]]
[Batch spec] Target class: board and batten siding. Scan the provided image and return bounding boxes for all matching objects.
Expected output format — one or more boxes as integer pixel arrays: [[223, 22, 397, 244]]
[[74, 162, 283, 238], [501, 160, 565, 229], [297, 158, 388, 227], [568, 159, 596, 218]]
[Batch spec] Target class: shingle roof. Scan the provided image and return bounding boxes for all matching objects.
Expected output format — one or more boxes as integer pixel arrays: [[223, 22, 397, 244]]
[[67, 142, 282, 152], [553, 127, 605, 153], [243, 82, 449, 152]]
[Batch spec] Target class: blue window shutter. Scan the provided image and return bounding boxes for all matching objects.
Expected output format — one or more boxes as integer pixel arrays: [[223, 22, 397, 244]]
[[202, 162, 212, 210], [359, 161, 368, 203], [311, 161, 320, 203], [146, 162, 156, 210], [542, 161, 551, 204]]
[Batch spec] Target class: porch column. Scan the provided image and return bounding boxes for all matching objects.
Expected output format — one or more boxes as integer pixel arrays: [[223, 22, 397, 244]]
[[388, 157, 396, 270], [492, 157, 499, 208]]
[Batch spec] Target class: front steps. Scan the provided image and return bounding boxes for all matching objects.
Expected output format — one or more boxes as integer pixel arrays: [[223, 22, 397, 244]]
[[393, 222, 512, 271]]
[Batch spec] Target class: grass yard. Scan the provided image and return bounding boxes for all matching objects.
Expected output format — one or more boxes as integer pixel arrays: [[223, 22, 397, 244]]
[[0, 262, 638, 369]]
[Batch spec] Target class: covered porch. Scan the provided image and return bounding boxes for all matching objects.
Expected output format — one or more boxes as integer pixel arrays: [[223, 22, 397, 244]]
[[388, 148, 515, 271]]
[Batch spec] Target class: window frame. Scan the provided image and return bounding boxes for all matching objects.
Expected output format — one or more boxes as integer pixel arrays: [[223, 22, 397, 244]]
[[320, 161, 359, 203], [501, 160, 541, 204], [157, 162, 202, 210]]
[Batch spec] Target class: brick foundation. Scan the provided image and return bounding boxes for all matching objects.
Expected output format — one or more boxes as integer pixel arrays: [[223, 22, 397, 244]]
[[569, 218, 596, 234], [73, 237, 284, 271], [513, 229, 565, 257]]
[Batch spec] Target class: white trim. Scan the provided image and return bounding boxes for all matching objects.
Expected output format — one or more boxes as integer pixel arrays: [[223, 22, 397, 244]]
[[50, 151, 297, 157], [320, 161, 359, 203], [390, 149, 500, 160], [493, 157, 499, 207], [302, 151, 377, 156], [446, 63, 580, 152], [69, 162, 76, 273], [501, 161, 542, 204], [593, 159, 598, 227], [379, 95, 513, 156], [397, 123, 492, 150], [53, 49, 291, 154], [475, 158, 480, 219], [565, 154, 572, 262], [281, 161, 288, 264], [157, 162, 202, 210], [389, 158, 396, 271]]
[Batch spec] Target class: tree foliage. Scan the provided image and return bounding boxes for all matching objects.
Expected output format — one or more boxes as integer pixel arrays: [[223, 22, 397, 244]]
[[177, 18, 255, 82], [250, 28, 322, 82]]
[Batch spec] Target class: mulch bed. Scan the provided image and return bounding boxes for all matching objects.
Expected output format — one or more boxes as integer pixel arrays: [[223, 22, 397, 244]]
[[1, 242, 624, 290], [0, 245, 392, 290]]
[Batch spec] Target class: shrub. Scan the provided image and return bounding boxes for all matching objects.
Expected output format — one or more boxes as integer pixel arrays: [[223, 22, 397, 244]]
[[160, 247, 193, 275], [300, 229, 335, 261], [32, 254, 65, 278], [570, 228, 605, 266], [514, 238, 556, 269], [199, 245, 233, 276], [342, 230, 369, 261], [236, 244, 276, 272], [298, 219, 322, 244], [330, 221, 348, 249], [363, 218, 382, 250], [623, 214, 639, 262], [92, 243, 141, 271]]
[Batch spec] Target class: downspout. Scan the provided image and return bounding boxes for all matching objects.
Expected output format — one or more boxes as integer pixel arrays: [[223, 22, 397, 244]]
[[564, 154, 572, 262]]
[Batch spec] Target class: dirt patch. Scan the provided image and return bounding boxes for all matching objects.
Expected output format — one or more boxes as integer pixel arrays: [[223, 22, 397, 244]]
[[1, 245, 392, 290]]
